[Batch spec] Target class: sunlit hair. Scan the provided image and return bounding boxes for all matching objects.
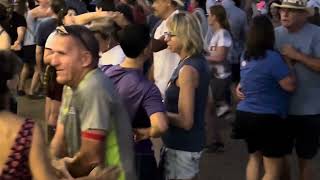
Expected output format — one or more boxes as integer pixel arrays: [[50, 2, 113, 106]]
[[167, 11, 204, 56]]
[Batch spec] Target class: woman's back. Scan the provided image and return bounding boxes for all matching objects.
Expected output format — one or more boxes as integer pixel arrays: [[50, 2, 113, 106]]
[[237, 50, 290, 116], [0, 112, 34, 179]]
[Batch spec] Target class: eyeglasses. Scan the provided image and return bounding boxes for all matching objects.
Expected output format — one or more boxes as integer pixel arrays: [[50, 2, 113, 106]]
[[164, 32, 176, 40], [55, 26, 91, 52]]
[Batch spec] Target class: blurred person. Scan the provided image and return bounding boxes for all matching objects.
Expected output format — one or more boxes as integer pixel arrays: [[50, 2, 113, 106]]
[[308, 7, 320, 26], [0, 49, 60, 180], [65, 0, 88, 14], [233, 15, 295, 180], [267, 0, 281, 27], [222, 0, 247, 82], [89, 20, 125, 66], [49, 25, 136, 180], [161, 11, 210, 180], [117, 0, 148, 24], [207, 5, 232, 116], [189, 0, 207, 39], [33, 0, 116, 141], [66, 7, 77, 16], [0, 3, 10, 49], [29, 0, 113, 98], [272, 0, 320, 179], [116, 3, 135, 24], [151, 0, 184, 97], [0, 1, 26, 56], [0, 50, 116, 180], [9, 0, 36, 15], [307, 1, 320, 26], [17, 0, 52, 96], [102, 24, 168, 180], [0, 2, 25, 113], [217, 0, 248, 108], [95, 0, 116, 11], [205, 5, 232, 152]]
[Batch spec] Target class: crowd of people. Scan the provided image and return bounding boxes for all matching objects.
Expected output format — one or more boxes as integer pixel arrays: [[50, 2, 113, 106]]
[[0, 0, 320, 180]]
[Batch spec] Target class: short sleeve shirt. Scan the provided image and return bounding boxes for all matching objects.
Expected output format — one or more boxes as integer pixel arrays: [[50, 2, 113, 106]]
[[36, 18, 57, 47], [6, 12, 27, 44], [208, 28, 232, 79], [237, 50, 290, 117], [99, 45, 126, 66], [58, 70, 114, 154], [102, 65, 165, 154], [153, 10, 181, 97], [275, 23, 320, 115], [58, 69, 136, 180]]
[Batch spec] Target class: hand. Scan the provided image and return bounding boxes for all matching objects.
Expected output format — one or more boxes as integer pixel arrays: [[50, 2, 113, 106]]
[[283, 56, 295, 67], [133, 128, 150, 142], [11, 41, 22, 51], [236, 84, 245, 101], [51, 157, 73, 179], [151, 36, 167, 52], [281, 44, 300, 61], [90, 166, 120, 180], [112, 12, 130, 27]]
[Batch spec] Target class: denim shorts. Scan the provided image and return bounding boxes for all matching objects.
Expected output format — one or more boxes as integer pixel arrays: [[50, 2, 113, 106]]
[[160, 147, 202, 180]]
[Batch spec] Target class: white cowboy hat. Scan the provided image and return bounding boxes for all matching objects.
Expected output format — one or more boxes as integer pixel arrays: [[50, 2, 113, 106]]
[[272, 0, 315, 15]]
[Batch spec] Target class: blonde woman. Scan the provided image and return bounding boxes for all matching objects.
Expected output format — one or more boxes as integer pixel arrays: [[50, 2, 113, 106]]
[[161, 11, 210, 180]]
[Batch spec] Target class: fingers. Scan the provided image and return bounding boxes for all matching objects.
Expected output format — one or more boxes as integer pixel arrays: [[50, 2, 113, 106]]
[[236, 84, 245, 100], [99, 166, 120, 180]]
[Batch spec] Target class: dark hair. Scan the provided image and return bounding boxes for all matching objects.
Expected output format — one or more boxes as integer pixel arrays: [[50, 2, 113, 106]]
[[232, 0, 241, 8], [0, 3, 8, 26], [210, 5, 231, 34], [89, 21, 117, 40], [244, 15, 275, 60], [66, 6, 78, 15], [116, 24, 150, 58], [267, 0, 281, 18], [57, 25, 100, 66], [96, 0, 116, 11], [116, 4, 134, 23], [308, 7, 320, 26], [0, 50, 22, 110], [51, 0, 67, 26], [193, 0, 206, 14]]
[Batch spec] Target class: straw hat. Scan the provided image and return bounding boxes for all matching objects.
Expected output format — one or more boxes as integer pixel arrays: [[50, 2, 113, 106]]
[[272, 0, 315, 15]]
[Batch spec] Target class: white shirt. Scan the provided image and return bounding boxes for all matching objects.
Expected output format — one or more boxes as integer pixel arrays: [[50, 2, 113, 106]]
[[208, 29, 232, 79], [98, 45, 126, 66], [153, 10, 180, 97]]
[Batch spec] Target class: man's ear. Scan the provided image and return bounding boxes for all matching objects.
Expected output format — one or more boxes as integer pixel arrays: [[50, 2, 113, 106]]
[[80, 51, 93, 68]]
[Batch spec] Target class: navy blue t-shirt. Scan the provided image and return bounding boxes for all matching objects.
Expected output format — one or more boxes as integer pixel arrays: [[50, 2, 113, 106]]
[[237, 50, 291, 117], [36, 18, 57, 47]]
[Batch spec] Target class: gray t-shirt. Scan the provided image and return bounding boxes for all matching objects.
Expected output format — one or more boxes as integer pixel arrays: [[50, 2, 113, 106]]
[[275, 23, 320, 115], [58, 69, 136, 180]]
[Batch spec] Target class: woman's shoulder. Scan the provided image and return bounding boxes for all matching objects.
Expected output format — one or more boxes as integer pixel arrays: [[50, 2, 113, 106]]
[[216, 28, 231, 37], [265, 50, 282, 60], [0, 30, 11, 50], [184, 55, 209, 72], [0, 112, 34, 137]]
